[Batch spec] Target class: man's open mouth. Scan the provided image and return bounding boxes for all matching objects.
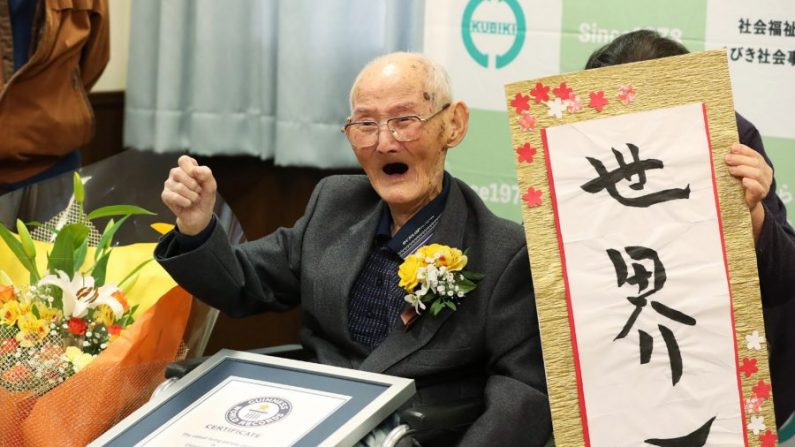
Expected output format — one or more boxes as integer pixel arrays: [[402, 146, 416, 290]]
[[383, 163, 409, 175]]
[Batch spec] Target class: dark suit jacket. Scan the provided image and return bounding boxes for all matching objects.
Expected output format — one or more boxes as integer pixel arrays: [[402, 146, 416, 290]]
[[155, 175, 552, 446], [738, 113, 795, 427]]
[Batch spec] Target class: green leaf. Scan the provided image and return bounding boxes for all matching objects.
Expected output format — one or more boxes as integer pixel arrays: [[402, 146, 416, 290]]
[[461, 271, 485, 281], [118, 258, 153, 290], [16, 220, 36, 259], [92, 252, 111, 287], [430, 300, 444, 316], [119, 272, 139, 295], [47, 224, 90, 278], [0, 223, 40, 282], [445, 301, 457, 311], [50, 286, 63, 313], [31, 304, 40, 319], [457, 277, 477, 294], [420, 292, 436, 303], [94, 216, 130, 262], [73, 237, 89, 273], [73, 172, 85, 205], [87, 205, 155, 220]]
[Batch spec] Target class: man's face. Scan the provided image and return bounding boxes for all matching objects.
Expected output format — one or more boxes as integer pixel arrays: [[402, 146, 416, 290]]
[[349, 60, 449, 215]]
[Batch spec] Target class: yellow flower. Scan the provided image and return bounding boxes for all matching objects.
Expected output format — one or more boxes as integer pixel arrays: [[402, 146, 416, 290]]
[[415, 244, 468, 272], [437, 248, 467, 272], [398, 255, 424, 293], [35, 303, 61, 323], [15, 313, 48, 346], [93, 304, 117, 327], [0, 300, 22, 326], [65, 346, 95, 372]]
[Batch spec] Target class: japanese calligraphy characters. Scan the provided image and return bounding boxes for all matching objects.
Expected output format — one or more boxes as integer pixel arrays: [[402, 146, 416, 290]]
[[581, 143, 691, 207], [542, 103, 744, 446]]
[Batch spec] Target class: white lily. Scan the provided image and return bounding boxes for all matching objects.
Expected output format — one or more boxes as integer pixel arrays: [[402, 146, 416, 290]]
[[37, 270, 124, 319], [404, 294, 426, 314]]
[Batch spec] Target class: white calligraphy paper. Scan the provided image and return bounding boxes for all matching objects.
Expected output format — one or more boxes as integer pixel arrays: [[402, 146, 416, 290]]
[[543, 103, 744, 446], [137, 376, 351, 447]]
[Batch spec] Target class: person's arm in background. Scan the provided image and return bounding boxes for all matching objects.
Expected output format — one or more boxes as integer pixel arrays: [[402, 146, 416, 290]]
[[725, 114, 795, 308]]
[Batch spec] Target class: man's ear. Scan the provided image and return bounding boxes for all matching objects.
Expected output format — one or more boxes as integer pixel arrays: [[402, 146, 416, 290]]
[[445, 101, 469, 148]]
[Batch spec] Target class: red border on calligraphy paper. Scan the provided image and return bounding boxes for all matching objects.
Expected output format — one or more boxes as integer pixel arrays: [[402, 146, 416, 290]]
[[540, 128, 592, 447], [540, 103, 749, 446]]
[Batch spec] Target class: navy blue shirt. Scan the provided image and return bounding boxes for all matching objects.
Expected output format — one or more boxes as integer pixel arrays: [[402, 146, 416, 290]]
[[347, 173, 450, 349], [8, 0, 36, 71]]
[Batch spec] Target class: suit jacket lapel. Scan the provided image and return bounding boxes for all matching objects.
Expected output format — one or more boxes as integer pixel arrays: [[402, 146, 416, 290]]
[[315, 200, 385, 355], [359, 179, 469, 373]]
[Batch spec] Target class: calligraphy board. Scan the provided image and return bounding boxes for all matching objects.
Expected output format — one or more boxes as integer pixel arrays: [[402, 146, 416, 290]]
[[505, 50, 777, 446]]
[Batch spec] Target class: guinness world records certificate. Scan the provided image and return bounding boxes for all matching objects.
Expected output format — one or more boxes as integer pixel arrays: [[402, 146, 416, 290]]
[[91, 350, 415, 447], [138, 377, 351, 446]]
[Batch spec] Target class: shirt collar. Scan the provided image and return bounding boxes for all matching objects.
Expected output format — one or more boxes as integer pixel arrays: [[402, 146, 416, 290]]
[[376, 172, 450, 258]]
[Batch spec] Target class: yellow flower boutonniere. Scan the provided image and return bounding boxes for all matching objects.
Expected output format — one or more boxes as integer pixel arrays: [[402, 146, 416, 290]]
[[398, 244, 484, 317]]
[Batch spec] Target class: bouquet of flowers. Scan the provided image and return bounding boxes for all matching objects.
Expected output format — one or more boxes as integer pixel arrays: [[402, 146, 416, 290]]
[[0, 173, 192, 446], [0, 174, 152, 394]]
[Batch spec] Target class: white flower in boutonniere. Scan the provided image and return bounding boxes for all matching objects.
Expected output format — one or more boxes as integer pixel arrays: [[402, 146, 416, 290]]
[[398, 244, 484, 317]]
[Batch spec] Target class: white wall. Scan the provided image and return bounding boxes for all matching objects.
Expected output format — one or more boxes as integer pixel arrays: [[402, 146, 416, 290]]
[[93, 0, 131, 92]]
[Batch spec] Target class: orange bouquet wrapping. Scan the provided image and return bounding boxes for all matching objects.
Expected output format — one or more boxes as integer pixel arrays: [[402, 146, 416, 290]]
[[0, 286, 191, 446]]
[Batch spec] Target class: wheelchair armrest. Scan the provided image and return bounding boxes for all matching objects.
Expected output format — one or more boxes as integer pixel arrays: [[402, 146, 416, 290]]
[[397, 397, 484, 432], [165, 344, 305, 379]]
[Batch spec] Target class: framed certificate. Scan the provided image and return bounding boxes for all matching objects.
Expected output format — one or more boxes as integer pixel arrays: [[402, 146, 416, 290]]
[[90, 349, 416, 447]]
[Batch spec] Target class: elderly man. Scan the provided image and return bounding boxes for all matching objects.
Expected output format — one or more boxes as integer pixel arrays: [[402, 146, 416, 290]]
[[155, 52, 551, 446]]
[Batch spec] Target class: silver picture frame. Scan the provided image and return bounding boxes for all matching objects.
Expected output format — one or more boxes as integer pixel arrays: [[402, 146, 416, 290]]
[[89, 349, 416, 447]]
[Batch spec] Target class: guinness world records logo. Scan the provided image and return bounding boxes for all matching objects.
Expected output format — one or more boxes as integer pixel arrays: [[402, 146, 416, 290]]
[[225, 397, 292, 427], [461, 0, 526, 69]]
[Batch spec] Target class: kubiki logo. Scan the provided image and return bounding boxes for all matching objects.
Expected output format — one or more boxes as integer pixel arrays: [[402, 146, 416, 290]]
[[461, 0, 526, 69]]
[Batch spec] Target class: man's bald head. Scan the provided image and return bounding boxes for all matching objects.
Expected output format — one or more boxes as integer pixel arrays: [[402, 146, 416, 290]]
[[349, 52, 452, 112]]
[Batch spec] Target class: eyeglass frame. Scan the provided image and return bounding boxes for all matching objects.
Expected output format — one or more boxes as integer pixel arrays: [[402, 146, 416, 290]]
[[341, 103, 451, 146]]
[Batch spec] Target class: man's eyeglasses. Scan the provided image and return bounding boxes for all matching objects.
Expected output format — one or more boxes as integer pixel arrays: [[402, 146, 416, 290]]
[[342, 104, 450, 147]]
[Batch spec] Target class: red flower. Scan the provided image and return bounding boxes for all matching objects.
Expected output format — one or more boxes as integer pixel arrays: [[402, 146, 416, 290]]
[[510, 93, 531, 114], [553, 82, 573, 100], [67, 317, 88, 336], [530, 82, 550, 103], [523, 187, 543, 208], [759, 430, 777, 447], [0, 338, 18, 355], [516, 143, 537, 164], [108, 324, 123, 336], [752, 379, 772, 400], [739, 357, 758, 378], [588, 91, 609, 112]]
